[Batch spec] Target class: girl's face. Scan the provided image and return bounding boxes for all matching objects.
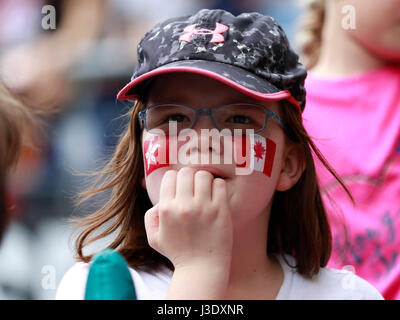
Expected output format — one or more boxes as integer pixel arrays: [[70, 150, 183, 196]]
[[339, 0, 400, 61], [140, 73, 297, 228]]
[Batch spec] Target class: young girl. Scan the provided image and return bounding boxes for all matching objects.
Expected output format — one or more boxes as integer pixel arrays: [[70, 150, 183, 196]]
[[56, 8, 383, 299], [298, 0, 400, 299]]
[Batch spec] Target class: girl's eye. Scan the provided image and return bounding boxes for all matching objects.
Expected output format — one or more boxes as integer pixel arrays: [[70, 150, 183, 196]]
[[226, 115, 252, 124]]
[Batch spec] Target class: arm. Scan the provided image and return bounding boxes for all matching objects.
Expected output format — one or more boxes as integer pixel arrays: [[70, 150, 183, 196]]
[[0, 0, 106, 110], [166, 261, 230, 300]]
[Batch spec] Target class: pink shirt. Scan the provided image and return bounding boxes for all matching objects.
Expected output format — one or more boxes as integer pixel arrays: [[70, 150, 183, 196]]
[[303, 66, 400, 300]]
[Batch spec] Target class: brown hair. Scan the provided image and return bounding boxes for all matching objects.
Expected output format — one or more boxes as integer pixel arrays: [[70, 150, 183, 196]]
[[73, 99, 173, 270], [73, 96, 351, 278], [296, 0, 326, 69], [0, 82, 36, 242], [268, 100, 351, 277]]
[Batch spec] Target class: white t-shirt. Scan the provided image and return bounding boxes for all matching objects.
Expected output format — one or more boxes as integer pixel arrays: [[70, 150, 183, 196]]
[[55, 255, 384, 300]]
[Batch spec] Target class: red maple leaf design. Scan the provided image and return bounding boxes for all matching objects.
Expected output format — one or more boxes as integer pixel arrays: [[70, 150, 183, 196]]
[[253, 141, 266, 162]]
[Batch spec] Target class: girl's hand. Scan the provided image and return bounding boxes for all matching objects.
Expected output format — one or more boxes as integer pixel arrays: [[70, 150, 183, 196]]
[[144, 167, 233, 270]]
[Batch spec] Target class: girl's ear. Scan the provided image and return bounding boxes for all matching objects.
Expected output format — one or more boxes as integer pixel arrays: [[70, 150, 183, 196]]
[[276, 144, 306, 192]]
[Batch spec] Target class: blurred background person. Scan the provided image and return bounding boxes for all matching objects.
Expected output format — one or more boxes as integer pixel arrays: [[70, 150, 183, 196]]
[[0, 0, 107, 299], [0, 82, 41, 299], [0, 82, 36, 244], [297, 0, 400, 299], [0, 0, 105, 111]]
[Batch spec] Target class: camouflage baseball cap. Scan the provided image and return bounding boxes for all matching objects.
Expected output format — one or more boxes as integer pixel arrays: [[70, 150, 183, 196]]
[[117, 9, 307, 112]]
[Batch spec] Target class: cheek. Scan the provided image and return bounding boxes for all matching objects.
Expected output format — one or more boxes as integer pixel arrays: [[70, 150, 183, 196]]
[[381, 26, 400, 50], [144, 167, 170, 205], [228, 174, 277, 226], [233, 134, 277, 177], [228, 135, 284, 224], [142, 133, 173, 204], [345, 1, 400, 60], [351, 31, 400, 62], [142, 134, 171, 177]]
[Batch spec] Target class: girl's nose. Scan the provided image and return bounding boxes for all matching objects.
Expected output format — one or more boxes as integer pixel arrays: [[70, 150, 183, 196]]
[[184, 115, 225, 164]]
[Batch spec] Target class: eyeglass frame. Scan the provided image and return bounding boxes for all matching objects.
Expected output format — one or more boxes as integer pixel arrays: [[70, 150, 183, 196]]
[[138, 102, 291, 136]]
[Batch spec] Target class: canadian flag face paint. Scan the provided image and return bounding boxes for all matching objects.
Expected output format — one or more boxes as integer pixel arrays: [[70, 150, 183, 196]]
[[143, 130, 276, 178], [143, 135, 170, 176], [234, 134, 276, 177]]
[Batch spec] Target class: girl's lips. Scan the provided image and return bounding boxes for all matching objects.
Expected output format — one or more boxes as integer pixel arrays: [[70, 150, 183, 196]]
[[188, 166, 229, 179]]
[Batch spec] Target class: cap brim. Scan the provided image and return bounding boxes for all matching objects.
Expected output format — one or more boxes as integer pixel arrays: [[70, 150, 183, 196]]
[[117, 60, 301, 112]]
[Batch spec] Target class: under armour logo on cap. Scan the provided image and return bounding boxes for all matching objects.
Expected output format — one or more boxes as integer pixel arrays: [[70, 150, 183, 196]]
[[179, 22, 229, 43], [117, 9, 308, 112]]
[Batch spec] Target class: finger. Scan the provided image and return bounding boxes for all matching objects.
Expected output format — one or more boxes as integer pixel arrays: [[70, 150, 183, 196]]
[[212, 178, 228, 206], [194, 170, 213, 201], [144, 204, 160, 250], [176, 167, 195, 199], [159, 170, 177, 202]]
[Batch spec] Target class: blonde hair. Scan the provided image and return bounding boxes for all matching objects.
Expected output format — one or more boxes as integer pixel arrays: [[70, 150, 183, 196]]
[[296, 0, 326, 69]]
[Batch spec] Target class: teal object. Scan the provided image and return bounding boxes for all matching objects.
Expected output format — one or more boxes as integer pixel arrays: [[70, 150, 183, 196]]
[[84, 249, 137, 300]]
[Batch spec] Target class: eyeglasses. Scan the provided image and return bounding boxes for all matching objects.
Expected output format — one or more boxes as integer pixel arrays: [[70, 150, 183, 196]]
[[138, 102, 290, 135]]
